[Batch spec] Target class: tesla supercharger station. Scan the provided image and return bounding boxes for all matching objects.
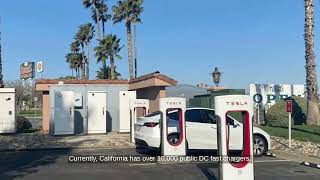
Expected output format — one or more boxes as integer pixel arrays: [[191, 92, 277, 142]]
[[129, 99, 149, 143], [160, 97, 186, 156], [215, 95, 254, 180]]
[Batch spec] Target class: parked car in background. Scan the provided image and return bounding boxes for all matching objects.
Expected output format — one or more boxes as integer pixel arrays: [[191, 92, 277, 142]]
[[134, 107, 271, 156]]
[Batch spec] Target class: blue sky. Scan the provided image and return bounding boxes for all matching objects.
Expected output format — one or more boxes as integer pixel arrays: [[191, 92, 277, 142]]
[[0, 0, 319, 88]]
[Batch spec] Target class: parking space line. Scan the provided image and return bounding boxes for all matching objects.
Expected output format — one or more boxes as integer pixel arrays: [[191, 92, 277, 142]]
[[129, 163, 157, 166], [255, 159, 292, 163]]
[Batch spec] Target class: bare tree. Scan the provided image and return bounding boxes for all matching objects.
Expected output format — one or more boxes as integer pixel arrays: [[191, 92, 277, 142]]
[[5, 80, 38, 112]]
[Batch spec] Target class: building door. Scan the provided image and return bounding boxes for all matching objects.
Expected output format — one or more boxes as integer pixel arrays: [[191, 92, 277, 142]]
[[88, 91, 107, 134], [54, 91, 74, 135]]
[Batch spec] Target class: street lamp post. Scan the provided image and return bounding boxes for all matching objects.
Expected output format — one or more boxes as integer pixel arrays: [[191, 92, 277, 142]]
[[212, 67, 222, 87], [0, 30, 4, 88]]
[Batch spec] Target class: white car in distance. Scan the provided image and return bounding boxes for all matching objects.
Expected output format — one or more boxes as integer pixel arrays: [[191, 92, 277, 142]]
[[134, 107, 271, 156]]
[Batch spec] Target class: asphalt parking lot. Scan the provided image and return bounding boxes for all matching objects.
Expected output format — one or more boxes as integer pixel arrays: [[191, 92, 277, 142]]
[[0, 148, 319, 180]]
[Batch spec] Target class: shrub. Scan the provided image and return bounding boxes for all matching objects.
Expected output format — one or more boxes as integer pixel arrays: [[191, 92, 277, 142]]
[[265, 96, 307, 127]]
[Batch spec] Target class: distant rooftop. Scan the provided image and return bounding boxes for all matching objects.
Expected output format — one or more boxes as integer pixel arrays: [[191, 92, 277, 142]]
[[35, 79, 128, 91], [36, 79, 128, 85], [129, 71, 177, 85], [129, 71, 177, 90]]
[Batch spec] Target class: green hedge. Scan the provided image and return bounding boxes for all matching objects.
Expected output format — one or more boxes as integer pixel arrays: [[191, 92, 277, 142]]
[[265, 96, 307, 127]]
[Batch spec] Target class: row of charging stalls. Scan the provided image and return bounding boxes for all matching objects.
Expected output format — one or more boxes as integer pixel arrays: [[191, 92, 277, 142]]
[[0, 88, 16, 134], [158, 96, 254, 180]]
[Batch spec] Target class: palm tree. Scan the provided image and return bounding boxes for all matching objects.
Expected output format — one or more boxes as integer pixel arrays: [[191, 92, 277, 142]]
[[69, 41, 82, 79], [75, 23, 95, 79], [95, 34, 122, 79], [66, 52, 82, 79], [92, 1, 111, 37], [96, 66, 121, 79], [95, 37, 108, 78], [112, 0, 136, 79], [304, 0, 320, 125], [132, 0, 144, 78], [83, 0, 103, 40], [106, 34, 122, 79], [70, 41, 80, 53]]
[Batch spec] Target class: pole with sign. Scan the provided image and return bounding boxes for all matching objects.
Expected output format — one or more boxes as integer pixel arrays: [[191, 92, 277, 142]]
[[37, 61, 43, 79], [286, 100, 293, 148]]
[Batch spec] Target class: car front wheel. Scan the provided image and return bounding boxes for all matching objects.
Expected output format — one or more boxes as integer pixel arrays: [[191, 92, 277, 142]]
[[253, 135, 267, 157]]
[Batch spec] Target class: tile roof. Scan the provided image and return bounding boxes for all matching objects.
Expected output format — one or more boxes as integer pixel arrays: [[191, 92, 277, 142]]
[[36, 79, 128, 85], [129, 71, 177, 85]]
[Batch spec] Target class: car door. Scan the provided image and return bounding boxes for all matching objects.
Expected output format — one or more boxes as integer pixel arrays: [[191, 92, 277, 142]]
[[200, 109, 218, 150], [185, 109, 209, 149]]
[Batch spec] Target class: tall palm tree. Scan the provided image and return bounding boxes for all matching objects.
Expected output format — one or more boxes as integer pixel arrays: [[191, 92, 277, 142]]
[[106, 34, 122, 79], [70, 41, 80, 53], [112, 0, 136, 79], [92, 1, 111, 37], [132, 0, 144, 78], [95, 34, 122, 79], [75, 23, 95, 79], [83, 0, 103, 40], [66, 52, 82, 79], [95, 37, 108, 78], [69, 41, 82, 79], [304, 0, 320, 125]]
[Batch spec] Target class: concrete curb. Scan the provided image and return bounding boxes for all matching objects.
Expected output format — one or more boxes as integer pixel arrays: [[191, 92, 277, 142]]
[[0, 146, 136, 152], [300, 162, 320, 169]]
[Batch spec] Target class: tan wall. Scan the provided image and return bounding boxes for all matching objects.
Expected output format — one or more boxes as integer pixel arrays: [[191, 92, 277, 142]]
[[42, 92, 50, 132], [136, 87, 166, 113]]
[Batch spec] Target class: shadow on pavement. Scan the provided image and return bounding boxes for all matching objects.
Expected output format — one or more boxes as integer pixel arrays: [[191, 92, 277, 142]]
[[196, 163, 218, 180], [0, 138, 98, 180]]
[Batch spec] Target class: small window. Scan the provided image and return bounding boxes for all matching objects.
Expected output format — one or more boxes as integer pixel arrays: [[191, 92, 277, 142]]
[[185, 109, 203, 123]]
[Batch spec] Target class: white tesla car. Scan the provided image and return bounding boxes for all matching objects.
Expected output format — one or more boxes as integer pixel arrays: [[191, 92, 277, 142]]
[[134, 107, 271, 156]]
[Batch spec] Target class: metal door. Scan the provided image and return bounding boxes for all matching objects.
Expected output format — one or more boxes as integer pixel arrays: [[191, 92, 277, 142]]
[[0, 92, 15, 133], [88, 91, 107, 134], [54, 91, 74, 135]]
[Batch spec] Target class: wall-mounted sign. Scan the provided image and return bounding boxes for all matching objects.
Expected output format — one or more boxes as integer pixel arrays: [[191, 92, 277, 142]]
[[37, 61, 43, 73], [20, 61, 35, 80], [249, 84, 305, 110], [286, 100, 293, 113]]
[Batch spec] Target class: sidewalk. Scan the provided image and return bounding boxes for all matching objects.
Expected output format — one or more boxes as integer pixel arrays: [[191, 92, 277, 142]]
[[272, 149, 320, 164], [0, 132, 135, 151]]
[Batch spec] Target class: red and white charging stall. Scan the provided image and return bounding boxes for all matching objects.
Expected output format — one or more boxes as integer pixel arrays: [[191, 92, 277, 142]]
[[215, 95, 254, 180], [130, 99, 149, 143], [160, 97, 186, 156]]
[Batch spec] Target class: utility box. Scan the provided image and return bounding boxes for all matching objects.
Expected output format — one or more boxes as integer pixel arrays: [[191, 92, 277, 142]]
[[49, 83, 129, 135], [0, 88, 16, 134], [119, 91, 136, 133]]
